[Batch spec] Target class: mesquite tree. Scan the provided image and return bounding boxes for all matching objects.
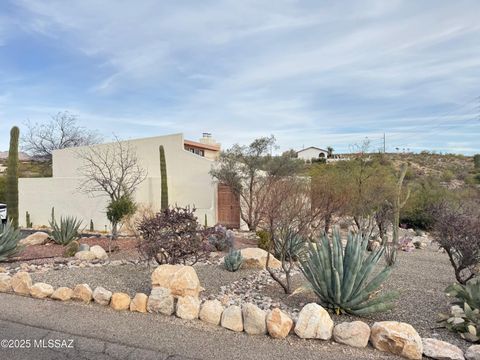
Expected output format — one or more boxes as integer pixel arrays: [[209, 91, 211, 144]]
[[6, 126, 20, 228]]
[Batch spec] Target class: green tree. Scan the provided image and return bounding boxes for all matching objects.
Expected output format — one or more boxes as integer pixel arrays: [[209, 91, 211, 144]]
[[106, 195, 136, 251], [6, 126, 20, 228]]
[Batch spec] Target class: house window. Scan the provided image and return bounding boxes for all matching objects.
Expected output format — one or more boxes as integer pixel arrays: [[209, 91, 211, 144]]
[[185, 146, 205, 157]]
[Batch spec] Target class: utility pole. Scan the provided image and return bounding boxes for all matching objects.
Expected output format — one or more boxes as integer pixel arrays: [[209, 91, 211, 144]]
[[383, 133, 386, 153]]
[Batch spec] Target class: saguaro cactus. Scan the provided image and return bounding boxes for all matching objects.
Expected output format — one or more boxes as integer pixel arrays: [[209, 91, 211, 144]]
[[6, 126, 19, 228], [159, 145, 168, 209]]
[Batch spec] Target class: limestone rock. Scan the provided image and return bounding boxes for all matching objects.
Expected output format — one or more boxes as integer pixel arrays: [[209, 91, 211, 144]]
[[370, 321, 423, 360], [266, 308, 293, 339], [90, 245, 108, 260], [130, 293, 148, 313], [176, 295, 200, 320], [151, 264, 203, 298], [51, 287, 73, 301], [221, 305, 243, 332], [240, 248, 281, 269], [242, 303, 267, 335], [74, 251, 97, 261], [333, 321, 370, 348], [199, 300, 224, 325], [422, 338, 464, 360], [294, 303, 334, 340], [11, 271, 32, 295], [20, 232, 50, 246], [72, 284, 93, 303], [93, 286, 112, 306], [147, 287, 175, 315], [30, 282, 54, 298], [0, 274, 12, 292], [466, 345, 480, 360], [110, 292, 131, 311]]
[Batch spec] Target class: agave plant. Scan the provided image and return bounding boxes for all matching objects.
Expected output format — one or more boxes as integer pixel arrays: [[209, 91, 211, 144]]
[[224, 249, 243, 272], [0, 220, 22, 261], [49, 216, 82, 245], [439, 277, 480, 343], [299, 229, 397, 315]]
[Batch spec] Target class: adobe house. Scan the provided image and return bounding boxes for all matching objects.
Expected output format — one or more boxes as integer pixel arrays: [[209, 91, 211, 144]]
[[296, 146, 329, 162], [18, 133, 240, 231]]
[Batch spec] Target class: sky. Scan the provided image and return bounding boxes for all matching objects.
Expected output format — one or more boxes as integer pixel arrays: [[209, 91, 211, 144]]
[[0, 0, 479, 155]]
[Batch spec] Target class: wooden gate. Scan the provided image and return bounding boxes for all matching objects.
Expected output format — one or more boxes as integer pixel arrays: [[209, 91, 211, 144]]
[[217, 184, 240, 229]]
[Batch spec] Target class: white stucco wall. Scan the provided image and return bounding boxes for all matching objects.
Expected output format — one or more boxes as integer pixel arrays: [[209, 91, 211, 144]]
[[19, 133, 218, 230], [297, 148, 328, 161]]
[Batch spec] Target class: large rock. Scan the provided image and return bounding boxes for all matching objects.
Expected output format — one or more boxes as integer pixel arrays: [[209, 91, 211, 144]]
[[422, 338, 464, 360], [370, 321, 423, 360], [130, 293, 148, 313], [176, 296, 200, 320], [74, 251, 97, 261], [93, 286, 112, 306], [147, 287, 175, 315], [221, 305, 243, 332], [240, 248, 281, 269], [0, 274, 12, 292], [110, 293, 131, 311], [242, 303, 267, 335], [266, 308, 293, 339], [466, 345, 480, 360], [51, 287, 73, 301], [20, 232, 50, 246], [30, 282, 54, 298], [199, 300, 224, 325], [90, 245, 108, 260], [11, 271, 32, 295], [294, 303, 334, 340], [151, 264, 203, 298], [72, 284, 93, 303], [333, 321, 370, 348]]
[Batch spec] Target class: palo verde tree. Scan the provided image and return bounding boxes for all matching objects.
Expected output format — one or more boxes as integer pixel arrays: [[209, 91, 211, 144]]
[[159, 145, 168, 209], [6, 126, 20, 228]]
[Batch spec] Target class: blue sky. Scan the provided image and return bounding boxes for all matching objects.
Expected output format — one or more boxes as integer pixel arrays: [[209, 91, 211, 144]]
[[0, 0, 479, 154]]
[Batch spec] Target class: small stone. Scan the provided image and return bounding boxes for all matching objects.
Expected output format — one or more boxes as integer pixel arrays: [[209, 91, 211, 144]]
[[11, 271, 32, 295], [93, 286, 112, 306], [110, 292, 131, 311], [333, 321, 370, 348], [0, 274, 12, 292], [74, 251, 97, 261], [294, 303, 334, 340], [466, 345, 480, 360], [266, 308, 293, 339], [370, 321, 423, 360], [147, 287, 175, 315], [90, 245, 108, 260], [130, 293, 148, 313], [51, 287, 73, 301], [221, 305, 243, 332], [176, 296, 200, 320], [422, 338, 464, 360], [30, 282, 54, 298], [72, 284, 93, 303], [79, 244, 90, 251], [199, 300, 224, 325], [242, 303, 267, 335]]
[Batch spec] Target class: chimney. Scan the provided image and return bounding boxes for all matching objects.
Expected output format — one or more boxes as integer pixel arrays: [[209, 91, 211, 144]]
[[199, 133, 220, 148]]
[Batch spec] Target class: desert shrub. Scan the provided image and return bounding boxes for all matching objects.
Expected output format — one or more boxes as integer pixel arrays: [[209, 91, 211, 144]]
[[137, 206, 211, 265], [256, 230, 271, 251], [224, 249, 243, 272], [299, 229, 397, 315], [272, 228, 307, 262], [430, 199, 480, 284], [0, 220, 22, 261], [440, 277, 480, 342], [474, 154, 480, 170], [106, 194, 136, 240], [205, 225, 234, 251], [49, 216, 82, 245]]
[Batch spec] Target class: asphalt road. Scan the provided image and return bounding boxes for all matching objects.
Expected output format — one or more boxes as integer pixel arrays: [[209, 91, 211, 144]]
[[0, 293, 399, 360]]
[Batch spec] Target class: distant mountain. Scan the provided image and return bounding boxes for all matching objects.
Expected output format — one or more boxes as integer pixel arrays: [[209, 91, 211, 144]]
[[0, 151, 32, 161]]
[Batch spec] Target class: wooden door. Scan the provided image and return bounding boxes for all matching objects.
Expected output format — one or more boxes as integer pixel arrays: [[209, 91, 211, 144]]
[[217, 184, 240, 229]]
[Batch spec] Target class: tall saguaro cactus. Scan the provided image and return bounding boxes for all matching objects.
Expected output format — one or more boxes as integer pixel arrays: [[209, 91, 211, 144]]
[[159, 145, 168, 210], [6, 126, 20, 228]]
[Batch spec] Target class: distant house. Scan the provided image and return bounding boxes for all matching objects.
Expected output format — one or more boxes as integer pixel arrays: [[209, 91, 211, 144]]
[[296, 147, 329, 162]]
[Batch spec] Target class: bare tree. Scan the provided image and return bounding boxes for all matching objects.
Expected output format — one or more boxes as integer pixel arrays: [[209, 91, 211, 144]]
[[22, 111, 101, 160]]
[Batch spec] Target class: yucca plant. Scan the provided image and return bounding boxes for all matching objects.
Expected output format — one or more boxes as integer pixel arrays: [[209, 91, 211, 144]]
[[49, 216, 82, 245], [299, 229, 397, 315], [439, 277, 480, 342], [0, 220, 22, 261], [224, 249, 243, 272]]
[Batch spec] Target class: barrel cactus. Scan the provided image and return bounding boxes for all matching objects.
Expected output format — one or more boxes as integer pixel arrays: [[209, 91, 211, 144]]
[[0, 220, 22, 261], [299, 229, 397, 315], [224, 249, 243, 272]]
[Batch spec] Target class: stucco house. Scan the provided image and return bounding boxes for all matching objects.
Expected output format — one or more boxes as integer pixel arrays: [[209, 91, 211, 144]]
[[19, 133, 241, 231], [296, 146, 329, 162]]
